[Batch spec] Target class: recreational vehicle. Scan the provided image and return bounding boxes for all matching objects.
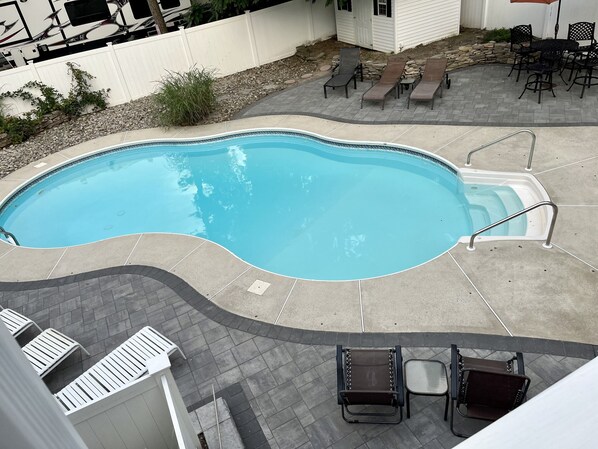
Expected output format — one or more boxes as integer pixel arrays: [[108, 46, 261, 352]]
[[0, 0, 191, 67]]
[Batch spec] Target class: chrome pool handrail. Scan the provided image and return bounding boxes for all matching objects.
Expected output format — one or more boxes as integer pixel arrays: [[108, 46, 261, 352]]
[[467, 201, 558, 251], [0, 226, 19, 246], [465, 129, 536, 171]]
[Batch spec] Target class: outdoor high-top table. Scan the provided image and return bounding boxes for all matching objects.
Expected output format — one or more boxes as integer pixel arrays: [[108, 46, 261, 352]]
[[530, 38, 579, 53]]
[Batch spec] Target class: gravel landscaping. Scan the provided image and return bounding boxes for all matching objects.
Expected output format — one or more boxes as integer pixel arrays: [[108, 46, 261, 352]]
[[0, 31, 486, 179]]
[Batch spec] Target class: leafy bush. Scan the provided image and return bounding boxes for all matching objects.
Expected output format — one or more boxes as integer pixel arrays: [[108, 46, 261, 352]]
[[484, 28, 510, 43], [0, 113, 39, 144], [0, 62, 109, 144], [60, 62, 109, 117], [152, 67, 216, 127], [185, 0, 214, 26]]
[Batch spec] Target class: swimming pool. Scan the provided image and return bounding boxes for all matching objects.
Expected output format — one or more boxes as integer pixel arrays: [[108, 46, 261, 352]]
[[0, 131, 529, 280]]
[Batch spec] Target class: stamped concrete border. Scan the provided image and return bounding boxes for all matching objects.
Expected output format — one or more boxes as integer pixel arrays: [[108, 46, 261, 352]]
[[0, 264, 594, 359]]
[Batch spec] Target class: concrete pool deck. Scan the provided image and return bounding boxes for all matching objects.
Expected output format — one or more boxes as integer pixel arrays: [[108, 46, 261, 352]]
[[0, 116, 596, 344]]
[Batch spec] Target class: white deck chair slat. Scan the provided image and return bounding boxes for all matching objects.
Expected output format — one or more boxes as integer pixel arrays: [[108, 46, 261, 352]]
[[112, 346, 147, 371], [0, 309, 42, 337], [126, 337, 160, 359], [55, 326, 184, 412], [59, 387, 88, 407], [22, 328, 87, 377], [76, 376, 108, 398], [90, 363, 127, 390], [101, 355, 139, 380]]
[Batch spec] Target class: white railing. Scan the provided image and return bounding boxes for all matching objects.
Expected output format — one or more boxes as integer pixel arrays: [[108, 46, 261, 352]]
[[68, 354, 199, 449], [461, 0, 598, 38], [0, 0, 336, 115]]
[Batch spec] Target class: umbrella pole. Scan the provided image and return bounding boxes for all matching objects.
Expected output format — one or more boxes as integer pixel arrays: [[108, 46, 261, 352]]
[[554, 0, 562, 38]]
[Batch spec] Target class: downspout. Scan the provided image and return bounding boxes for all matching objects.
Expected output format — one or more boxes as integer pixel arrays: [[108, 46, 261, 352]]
[[481, 0, 489, 30]]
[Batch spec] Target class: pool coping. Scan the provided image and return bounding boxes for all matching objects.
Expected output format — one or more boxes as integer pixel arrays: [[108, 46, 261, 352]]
[[0, 264, 594, 359], [0, 116, 596, 346]]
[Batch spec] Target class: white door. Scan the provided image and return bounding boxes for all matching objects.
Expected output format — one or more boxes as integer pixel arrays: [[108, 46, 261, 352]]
[[353, 0, 373, 49]]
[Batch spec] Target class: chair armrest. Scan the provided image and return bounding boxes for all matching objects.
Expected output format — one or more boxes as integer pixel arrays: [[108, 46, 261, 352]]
[[450, 344, 459, 400], [516, 352, 525, 375], [336, 345, 345, 405], [394, 345, 404, 406]]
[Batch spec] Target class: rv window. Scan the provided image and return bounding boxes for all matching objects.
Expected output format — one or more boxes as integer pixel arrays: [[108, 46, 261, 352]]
[[130, 0, 181, 19], [129, 0, 152, 19], [65, 0, 111, 26], [161, 0, 181, 9]]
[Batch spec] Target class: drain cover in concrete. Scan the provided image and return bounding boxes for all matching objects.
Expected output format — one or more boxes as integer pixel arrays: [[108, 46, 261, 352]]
[[248, 280, 271, 295], [34, 162, 47, 168]]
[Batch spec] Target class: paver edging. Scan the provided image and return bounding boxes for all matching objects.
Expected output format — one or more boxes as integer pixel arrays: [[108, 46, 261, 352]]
[[1, 264, 594, 359]]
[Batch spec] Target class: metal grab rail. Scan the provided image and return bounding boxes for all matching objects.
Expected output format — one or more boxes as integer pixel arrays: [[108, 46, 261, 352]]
[[465, 130, 536, 171], [0, 226, 19, 246], [467, 201, 558, 251]]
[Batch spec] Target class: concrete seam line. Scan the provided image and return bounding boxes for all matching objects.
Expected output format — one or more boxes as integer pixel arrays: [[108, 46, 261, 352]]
[[47, 248, 68, 279], [0, 246, 16, 261], [358, 280, 365, 333], [448, 251, 513, 337], [168, 240, 206, 272], [433, 127, 477, 153], [553, 243, 598, 271], [534, 154, 598, 176], [275, 278, 298, 325], [209, 267, 252, 300], [124, 234, 143, 266]]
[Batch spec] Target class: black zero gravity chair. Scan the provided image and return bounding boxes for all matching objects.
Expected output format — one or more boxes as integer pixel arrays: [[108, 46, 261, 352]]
[[450, 344, 531, 438], [336, 345, 404, 424]]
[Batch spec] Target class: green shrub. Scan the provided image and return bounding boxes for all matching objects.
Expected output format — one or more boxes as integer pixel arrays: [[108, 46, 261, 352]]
[[0, 62, 109, 144], [60, 62, 109, 117], [484, 28, 510, 43], [185, 0, 214, 26], [0, 113, 39, 144], [152, 67, 216, 127]]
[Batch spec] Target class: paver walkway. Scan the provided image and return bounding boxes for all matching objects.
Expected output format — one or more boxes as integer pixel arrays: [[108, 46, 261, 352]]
[[1, 268, 592, 449], [239, 64, 598, 126]]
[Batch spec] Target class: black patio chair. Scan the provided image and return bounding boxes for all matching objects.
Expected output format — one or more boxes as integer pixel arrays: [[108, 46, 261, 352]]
[[518, 42, 564, 103], [336, 345, 404, 424], [323, 47, 363, 99], [561, 22, 597, 82], [450, 344, 530, 438], [567, 44, 598, 98], [508, 24, 535, 82]]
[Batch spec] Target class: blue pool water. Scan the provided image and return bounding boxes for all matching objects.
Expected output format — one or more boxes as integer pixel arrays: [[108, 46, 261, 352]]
[[0, 132, 526, 280]]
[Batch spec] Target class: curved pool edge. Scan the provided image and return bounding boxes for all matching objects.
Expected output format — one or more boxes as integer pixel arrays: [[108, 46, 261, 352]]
[[0, 117, 596, 346], [0, 263, 594, 358]]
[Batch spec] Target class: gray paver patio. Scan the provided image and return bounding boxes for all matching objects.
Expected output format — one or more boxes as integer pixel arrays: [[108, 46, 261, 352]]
[[1, 270, 592, 449], [239, 64, 598, 126]]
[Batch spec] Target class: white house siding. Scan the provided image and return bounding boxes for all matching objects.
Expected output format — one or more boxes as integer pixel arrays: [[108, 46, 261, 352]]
[[395, 0, 461, 50], [372, 15, 396, 52], [460, 0, 483, 29], [335, 3, 357, 45], [460, 0, 598, 39]]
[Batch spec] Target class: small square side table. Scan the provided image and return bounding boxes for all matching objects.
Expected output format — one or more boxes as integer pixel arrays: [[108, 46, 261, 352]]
[[404, 359, 449, 421]]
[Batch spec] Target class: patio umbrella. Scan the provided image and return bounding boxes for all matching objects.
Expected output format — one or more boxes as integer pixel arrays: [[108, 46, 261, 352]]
[[510, 0, 562, 38]]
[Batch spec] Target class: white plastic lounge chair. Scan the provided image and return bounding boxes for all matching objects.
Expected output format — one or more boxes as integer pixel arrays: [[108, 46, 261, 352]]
[[55, 326, 185, 412], [0, 308, 42, 337], [22, 328, 89, 378]]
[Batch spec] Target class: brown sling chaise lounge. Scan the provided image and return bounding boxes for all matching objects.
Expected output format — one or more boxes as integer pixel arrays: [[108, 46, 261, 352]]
[[408, 58, 451, 110], [361, 59, 407, 109]]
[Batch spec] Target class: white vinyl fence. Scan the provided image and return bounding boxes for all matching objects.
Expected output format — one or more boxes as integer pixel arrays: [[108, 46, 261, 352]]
[[461, 0, 598, 38], [0, 0, 335, 114]]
